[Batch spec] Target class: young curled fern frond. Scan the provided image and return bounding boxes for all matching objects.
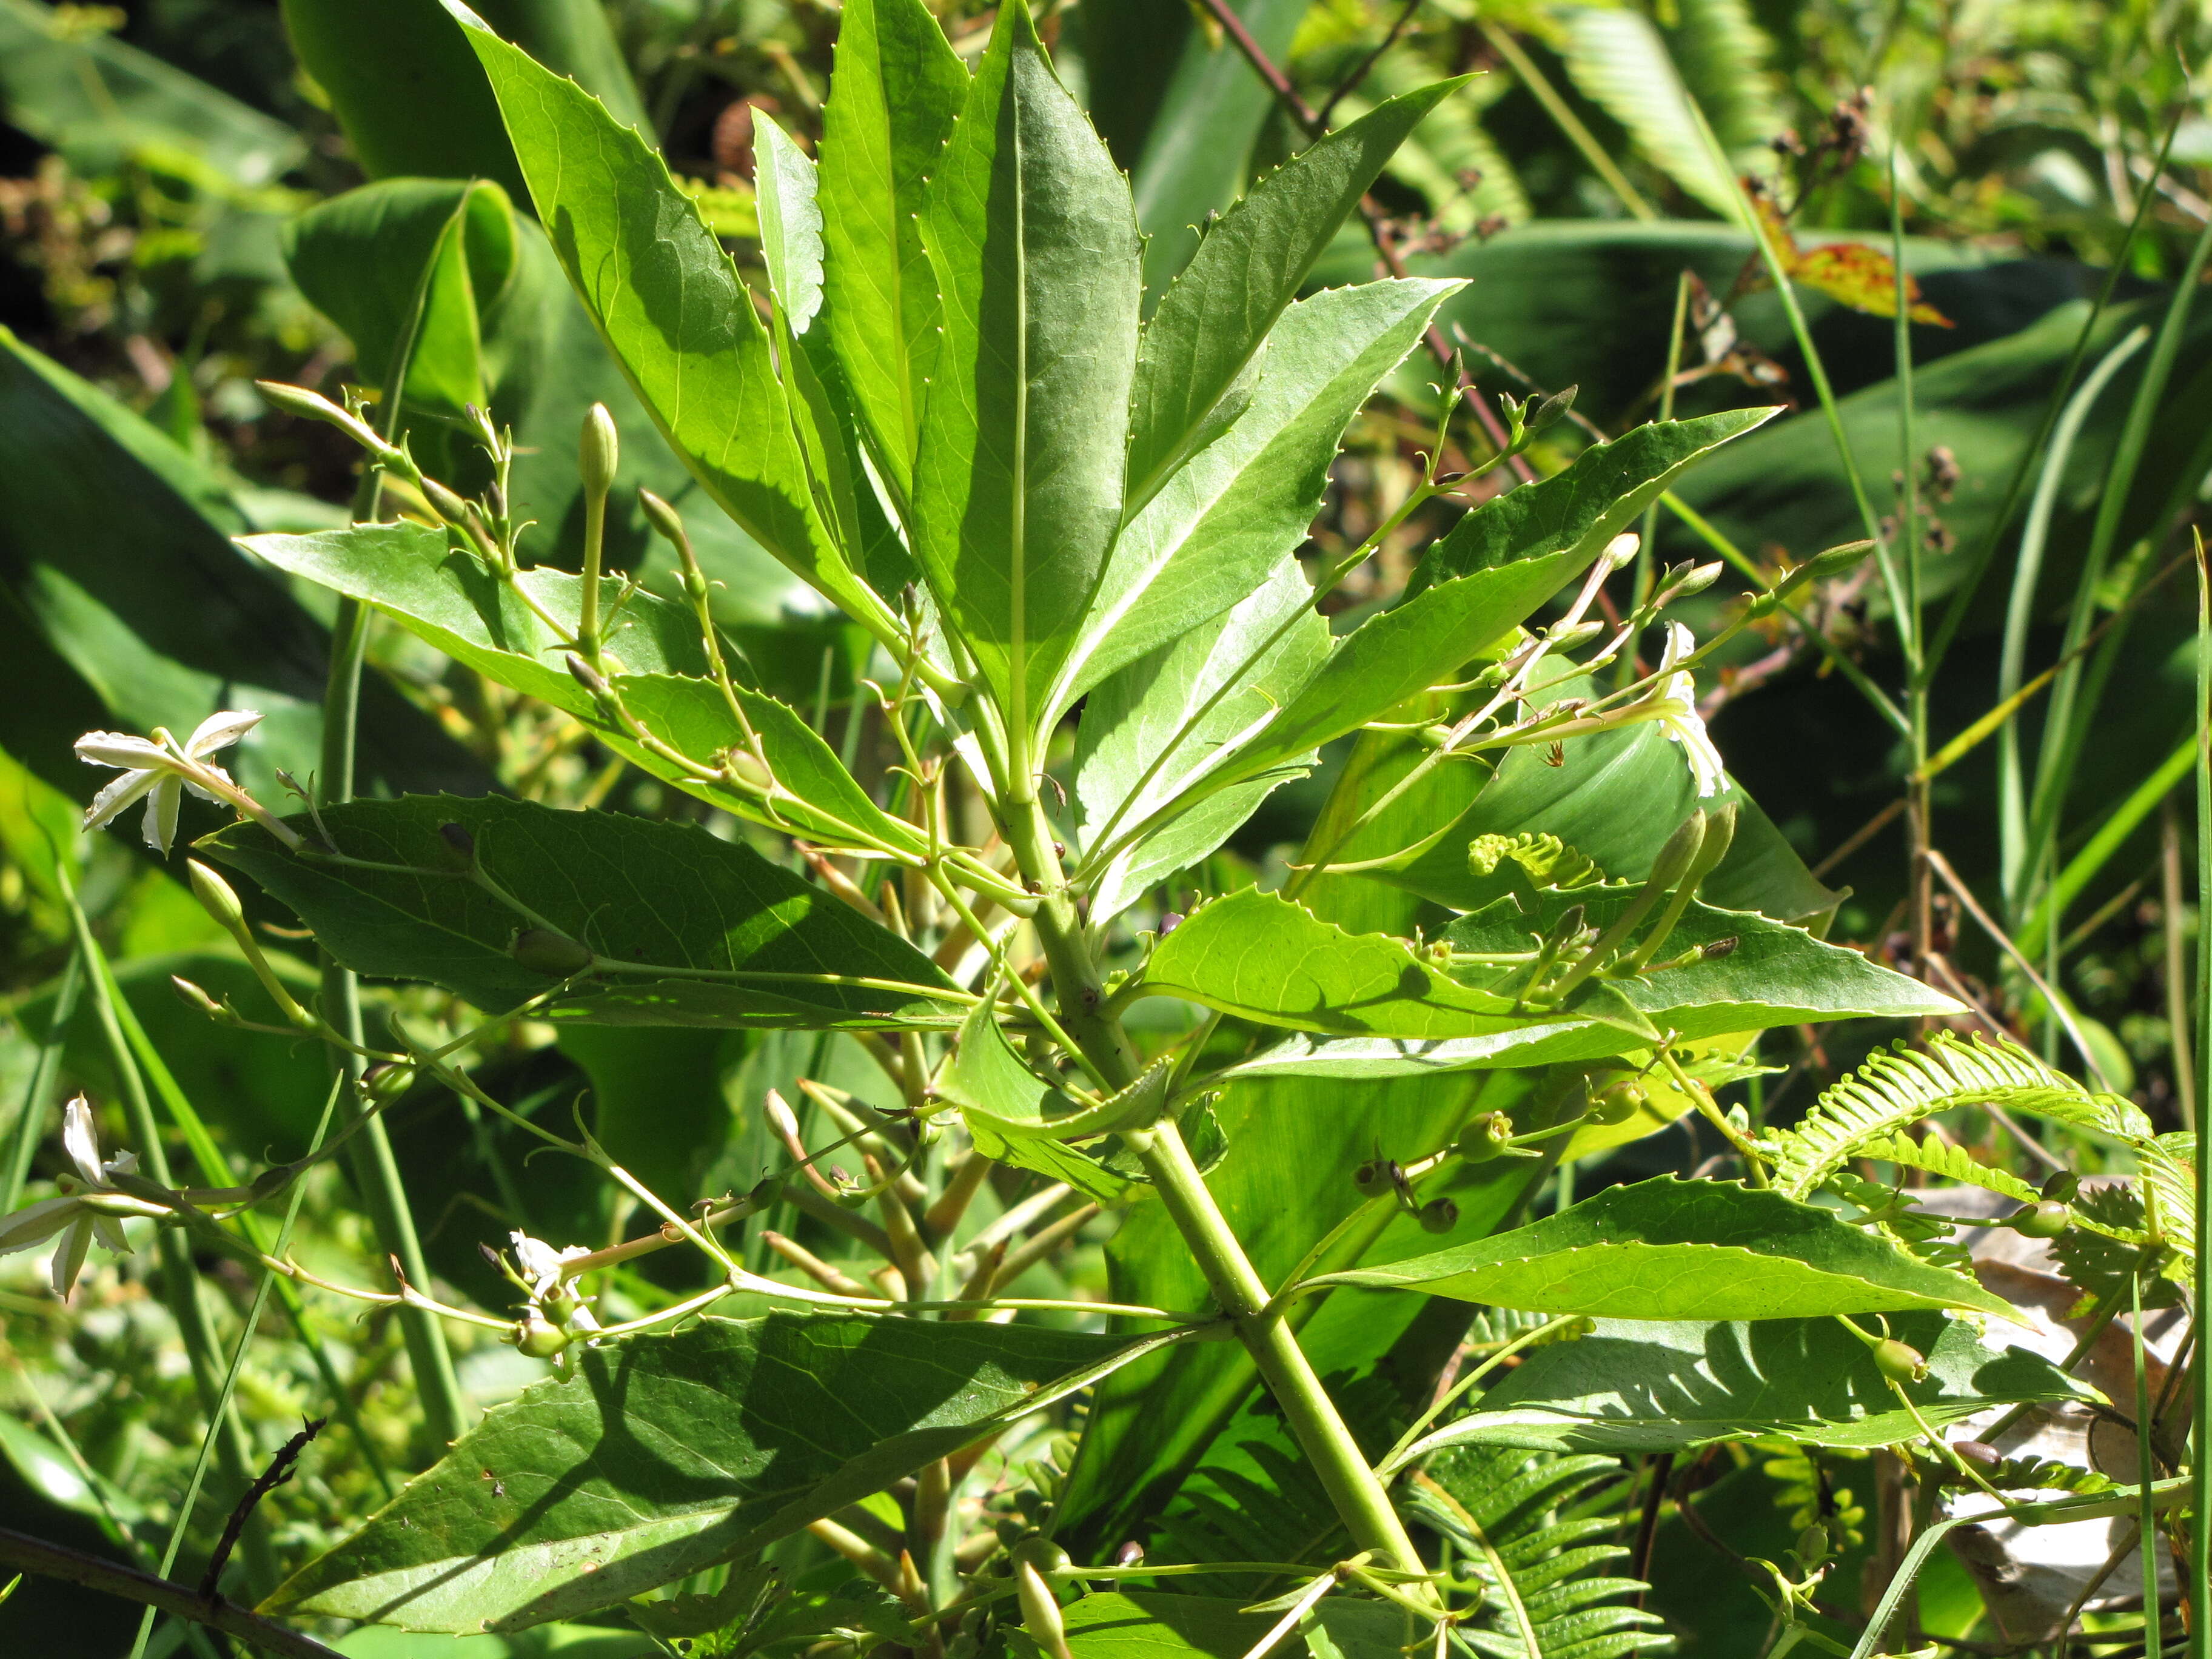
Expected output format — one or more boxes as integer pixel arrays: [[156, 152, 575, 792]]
[[1767, 1033, 2151, 1201]]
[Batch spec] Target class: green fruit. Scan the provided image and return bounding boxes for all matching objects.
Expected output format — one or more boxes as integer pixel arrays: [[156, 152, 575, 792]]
[[1456, 1112, 1515, 1162], [1872, 1339, 1926, 1383], [2009, 1201, 2072, 1239], [363, 1063, 418, 1107], [1010, 1536, 1070, 1575], [513, 1315, 571, 1358], [1418, 1198, 1458, 1234], [1586, 1084, 1645, 1127], [511, 928, 594, 978], [1352, 1160, 1388, 1196]]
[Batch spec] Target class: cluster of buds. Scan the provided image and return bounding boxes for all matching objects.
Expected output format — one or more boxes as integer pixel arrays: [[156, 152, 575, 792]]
[[489, 1230, 603, 1359]]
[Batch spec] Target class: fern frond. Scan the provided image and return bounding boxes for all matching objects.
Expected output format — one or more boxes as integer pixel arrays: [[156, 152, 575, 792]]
[[2138, 1132, 2197, 1276], [1661, 0, 1784, 157], [1768, 1034, 2149, 1200], [1852, 1131, 2040, 1204], [1412, 1450, 1669, 1659], [1550, 4, 1738, 216]]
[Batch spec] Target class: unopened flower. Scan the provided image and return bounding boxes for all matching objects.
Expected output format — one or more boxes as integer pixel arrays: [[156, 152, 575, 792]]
[[76, 711, 294, 856], [1641, 624, 1726, 798], [0, 1099, 139, 1298]]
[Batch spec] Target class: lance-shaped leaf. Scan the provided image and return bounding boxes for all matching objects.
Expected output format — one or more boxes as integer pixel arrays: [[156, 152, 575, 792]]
[[1054, 279, 1454, 724], [1206, 543, 1591, 794], [244, 523, 924, 858], [1011, 1594, 1409, 1659], [817, 0, 969, 496], [1414, 1313, 2095, 1456], [201, 795, 964, 1030], [913, 1, 1142, 757], [1207, 1027, 1641, 1081], [1138, 887, 1655, 1046], [938, 1000, 1134, 1203], [1124, 81, 1467, 511], [1305, 1176, 2019, 1321], [1441, 885, 1961, 1036], [1408, 407, 1779, 595], [263, 1313, 1176, 1632], [1074, 561, 1330, 923], [754, 113, 825, 335], [443, 3, 902, 637]]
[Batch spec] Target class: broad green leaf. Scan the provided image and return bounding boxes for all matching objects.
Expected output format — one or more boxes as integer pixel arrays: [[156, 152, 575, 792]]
[[200, 795, 964, 1030], [1075, 561, 1330, 922], [1182, 547, 1592, 807], [1124, 85, 1465, 508], [754, 113, 825, 336], [1139, 887, 1655, 1045], [446, 5, 902, 637], [243, 523, 923, 858], [284, 0, 644, 198], [264, 1313, 1165, 1632], [286, 178, 517, 424], [1307, 1176, 2019, 1321], [557, 1025, 747, 1215], [913, 0, 1142, 757], [1014, 1593, 1407, 1659], [1056, 280, 1455, 721], [1058, 1067, 1532, 1556], [1416, 1313, 2094, 1456], [817, 0, 969, 496], [1436, 666, 1840, 923], [0, 328, 484, 811], [1410, 408, 1778, 595], [1208, 1028, 1641, 1082], [0, 0, 303, 186], [1441, 886, 1961, 1035]]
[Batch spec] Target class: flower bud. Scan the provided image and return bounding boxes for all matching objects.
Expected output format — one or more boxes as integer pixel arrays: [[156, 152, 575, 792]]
[[363, 1062, 417, 1107], [720, 748, 774, 794], [764, 1089, 800, 1139], [2008, 1200, 2071, 1239], [1794, 1524, 1830, 1566], [187, 859, 247, 933], [420, 475, 475, 528], [170, 974, 227, 1021], [511, 928, 593, 978], [1114, 1541, 1145, 1567], [1543, 904, 1587, 950], [748, 1174, 783, 1207], [1527, 383, 1577, 435], [1646, 811, 1708, 894], [1010, 1536, 1070, 1576], [1951, 1439, 2002, 1469], [565, 653, 610, 697], [512, 1314, 572, 1358], [1456, 1111, 1515, 1163], [1418, 1197, 1458, 1234], [1015, 1561, 1073, 1659], [255, 380, 390, 454], [579, 403, 619, 497], [1872, 1339, 1926, 1383], [2040, 1169, 2079, 1203], [638, 488, 687, 548], [433, 822, 477, 873]]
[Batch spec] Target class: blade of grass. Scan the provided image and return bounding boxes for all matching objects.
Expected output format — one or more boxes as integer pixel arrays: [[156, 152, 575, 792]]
[[2162, 800, 2195, 1131], [2020, 208, 2212, 918], [1998, 326, 2152, 913], [59, 874, 274, 1592], [1475, 20, 1658, 223], [1922, 98, 2187, 683], [128, 1074, 345, 1659], [2016, 731, 2196, 963], [2191, 532, 2210, 1657], [2, 948, 81, 1216]]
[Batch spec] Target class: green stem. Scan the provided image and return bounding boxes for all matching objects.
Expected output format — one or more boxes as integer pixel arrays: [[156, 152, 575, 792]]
[[999, 800, 1424, 1578], [319, 596, 468, 1450], [2, 948, 80, 1215], [2191, 541, 2210, 1657]]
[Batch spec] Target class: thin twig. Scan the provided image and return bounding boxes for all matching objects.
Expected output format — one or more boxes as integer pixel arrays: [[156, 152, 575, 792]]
[[0, 1527, 344, 1658]]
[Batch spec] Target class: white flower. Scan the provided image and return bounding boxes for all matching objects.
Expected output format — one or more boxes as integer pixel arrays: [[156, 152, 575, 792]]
[[510, 1230, 592, 1301], [76, 710, 263, 856], [1645, 623, 1726, 799], [0, 1098, 139, 1298]]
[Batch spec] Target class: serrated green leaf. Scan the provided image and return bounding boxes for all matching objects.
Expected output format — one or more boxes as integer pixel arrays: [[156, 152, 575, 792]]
[[754, 112, 826, 336], [1441, 885, 1960, 1035], [242, 522, 924, 857], [913, 0, 1142, 759], [200, 795, 964, 1030], [263, 1313, 1165, 1632], [1306, 1176, 2019, 1321], [1075, 561, 1330, 923], [1124, 84, 1466, 510], [939, 999, 1134, 1202], [444, 3, 903, 637], [1412, 409, 1778, 594], [1057, 280, 1452, 727], [817, 0, 970, 498], [1415, 1312, 2094, 1456], [1139, 886, 1655, 1047]]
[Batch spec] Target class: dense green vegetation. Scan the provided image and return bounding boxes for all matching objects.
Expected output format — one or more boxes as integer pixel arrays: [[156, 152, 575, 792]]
[[0, 2, 2204, 1655]]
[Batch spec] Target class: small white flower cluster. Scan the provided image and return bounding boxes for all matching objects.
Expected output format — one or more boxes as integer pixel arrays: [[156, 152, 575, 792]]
[[0, 1099, 138, 1298]]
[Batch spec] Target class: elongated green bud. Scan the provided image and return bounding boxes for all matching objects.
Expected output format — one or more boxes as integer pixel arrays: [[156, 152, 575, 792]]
[[511, 928, 593, 978], [1015, 1561, 1073, 1659], [579, 403, 619, 498], [420, 475, 475, 528], [433, 822, 478, 873], [1010, 1536, 1071, 1576], [1527, 383, 1577, 435], [187, 859, 247, 932], [363, 1062, 418, 1107], [638, 488, 687, 551], [171, 974, 231, 1022], [255, 380, 390, 455], [1646, 811, 1708, 895]]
